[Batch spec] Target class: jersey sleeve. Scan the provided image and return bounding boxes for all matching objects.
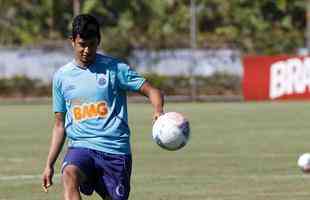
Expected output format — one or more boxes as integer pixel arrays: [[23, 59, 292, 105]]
[[52, 71, 66, 113], [117, 63, 146, 91]]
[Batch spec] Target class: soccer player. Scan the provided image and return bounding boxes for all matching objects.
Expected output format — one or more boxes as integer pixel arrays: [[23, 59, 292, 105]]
[[41, 14, 164, 200]]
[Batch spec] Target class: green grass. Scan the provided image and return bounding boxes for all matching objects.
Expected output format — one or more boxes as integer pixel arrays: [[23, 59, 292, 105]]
[[1, 102, 310, 200]]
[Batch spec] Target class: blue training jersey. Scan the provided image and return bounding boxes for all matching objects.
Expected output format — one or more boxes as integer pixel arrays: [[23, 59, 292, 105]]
[[53, 53, 145, 155]]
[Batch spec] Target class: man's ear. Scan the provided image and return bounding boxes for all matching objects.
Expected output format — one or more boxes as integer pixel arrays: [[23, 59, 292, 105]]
[[69, 36, 75, 48]]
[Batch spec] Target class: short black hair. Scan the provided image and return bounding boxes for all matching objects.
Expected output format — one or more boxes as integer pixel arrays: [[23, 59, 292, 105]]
[[72, 14, 101, 42]]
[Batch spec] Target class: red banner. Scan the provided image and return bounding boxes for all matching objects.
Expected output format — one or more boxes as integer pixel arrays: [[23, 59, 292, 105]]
[[243, 55, 310, 101]]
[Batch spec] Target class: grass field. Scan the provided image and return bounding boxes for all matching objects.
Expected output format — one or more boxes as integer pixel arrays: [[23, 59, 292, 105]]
[[1, 102, 310, 200]]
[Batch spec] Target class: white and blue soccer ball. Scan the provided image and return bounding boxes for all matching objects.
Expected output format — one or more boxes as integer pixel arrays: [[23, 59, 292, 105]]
[[298, 153, 310, 173], [152, 112, 190, 151]]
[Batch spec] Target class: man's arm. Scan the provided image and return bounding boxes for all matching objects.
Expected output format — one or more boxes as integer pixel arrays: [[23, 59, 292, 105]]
[[42, 112, 66, 192], [139, 81, 164, 122]]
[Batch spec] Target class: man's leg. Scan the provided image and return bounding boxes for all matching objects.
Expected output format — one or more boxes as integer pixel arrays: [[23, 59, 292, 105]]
[[62, 164, 87, 200], [94, 152, 132, 200]]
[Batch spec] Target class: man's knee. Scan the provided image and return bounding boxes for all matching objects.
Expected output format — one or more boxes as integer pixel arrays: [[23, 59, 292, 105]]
[[62, 165, 83, 187]]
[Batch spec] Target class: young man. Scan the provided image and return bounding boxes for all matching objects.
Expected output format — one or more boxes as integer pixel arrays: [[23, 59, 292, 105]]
[[41, 14, 164, 200]]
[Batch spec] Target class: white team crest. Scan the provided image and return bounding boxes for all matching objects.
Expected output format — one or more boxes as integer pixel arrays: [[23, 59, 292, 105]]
[[115, 184, 125, 197], [97, 74, 107, 88]]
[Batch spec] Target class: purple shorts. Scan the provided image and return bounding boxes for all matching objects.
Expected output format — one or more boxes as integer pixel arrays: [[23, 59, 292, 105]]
[[62, 147, 132, 200]]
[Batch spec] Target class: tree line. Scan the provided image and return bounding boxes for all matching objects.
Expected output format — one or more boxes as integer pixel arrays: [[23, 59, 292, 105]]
[[0, 0, 307, 58], [0, 73, 241, 97]]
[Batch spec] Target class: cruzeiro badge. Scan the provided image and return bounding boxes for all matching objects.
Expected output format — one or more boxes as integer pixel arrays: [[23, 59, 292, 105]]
[[97, 73, 107, 88]]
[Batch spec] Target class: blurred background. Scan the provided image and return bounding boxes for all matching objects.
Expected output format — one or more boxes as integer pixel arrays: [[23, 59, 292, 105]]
[[0, 0, 308, 102]]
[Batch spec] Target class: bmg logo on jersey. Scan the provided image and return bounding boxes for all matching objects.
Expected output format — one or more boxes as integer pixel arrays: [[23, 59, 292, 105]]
[[72, 101, 109, 122]]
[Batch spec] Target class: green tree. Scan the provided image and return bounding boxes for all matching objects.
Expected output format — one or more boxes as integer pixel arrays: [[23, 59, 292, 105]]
[[196, 0, 305, 54], [0, 0, 307, 55], [0, 0, 72, 45]]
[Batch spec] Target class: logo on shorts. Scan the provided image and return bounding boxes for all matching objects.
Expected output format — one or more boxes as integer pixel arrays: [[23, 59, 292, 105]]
[[115, 184, 125, 197], [97, 74, 107, 88]]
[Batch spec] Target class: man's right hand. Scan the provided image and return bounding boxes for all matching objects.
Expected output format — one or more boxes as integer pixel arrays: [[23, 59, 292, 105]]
[[42, 165, 54, 192]]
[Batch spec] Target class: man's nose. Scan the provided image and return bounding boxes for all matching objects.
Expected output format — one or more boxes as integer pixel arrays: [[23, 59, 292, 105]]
[[84, 46, 89, 53]]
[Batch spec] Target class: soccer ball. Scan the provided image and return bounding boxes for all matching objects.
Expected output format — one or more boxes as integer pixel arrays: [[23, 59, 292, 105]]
[[152, 112, 190, 151], [297, 153, 310, 173]]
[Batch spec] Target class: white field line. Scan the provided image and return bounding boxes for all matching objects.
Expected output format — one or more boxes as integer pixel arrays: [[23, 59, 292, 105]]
[[192, 153, 302, 158], [0, 173, 309, 182], [0, 158, 26, 163], [138, 174, 310, 180], [0, 153, 301, 160], [0, 174, 61, 181]]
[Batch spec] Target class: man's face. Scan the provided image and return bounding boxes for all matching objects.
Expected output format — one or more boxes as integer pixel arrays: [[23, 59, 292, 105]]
[[71, 34, 99, 66]]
